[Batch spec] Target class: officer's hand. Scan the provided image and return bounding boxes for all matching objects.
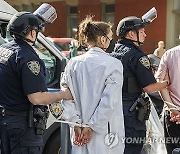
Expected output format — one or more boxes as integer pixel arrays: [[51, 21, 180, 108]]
[[73, 126, 82, 146], [80, 127, 93, 146], [61, 87, 73, 100]]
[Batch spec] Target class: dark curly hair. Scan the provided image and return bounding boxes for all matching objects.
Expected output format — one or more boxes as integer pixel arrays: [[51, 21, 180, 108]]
[[78, 15, 112, 47]]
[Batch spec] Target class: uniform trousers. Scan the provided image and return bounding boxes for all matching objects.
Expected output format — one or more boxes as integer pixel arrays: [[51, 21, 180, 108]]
[[123, 101, 146, 154], [0, 115, 43, 154]]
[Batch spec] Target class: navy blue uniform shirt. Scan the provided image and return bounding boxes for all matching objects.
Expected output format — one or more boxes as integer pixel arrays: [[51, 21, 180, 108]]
[[0, 38, 47, 111], [111, 39, 156, 101]]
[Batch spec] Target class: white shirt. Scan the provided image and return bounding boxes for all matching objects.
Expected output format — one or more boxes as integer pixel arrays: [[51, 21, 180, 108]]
[[61, 47, 125, 154]]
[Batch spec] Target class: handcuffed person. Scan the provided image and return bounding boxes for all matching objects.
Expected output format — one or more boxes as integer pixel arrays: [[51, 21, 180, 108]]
[[61, 15, 125, 154], [155, 44, 180, 154]]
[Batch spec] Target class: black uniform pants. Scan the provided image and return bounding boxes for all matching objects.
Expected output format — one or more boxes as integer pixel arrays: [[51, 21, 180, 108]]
[[164, 110, 180, 154], [0, 115, 43, 154], [123, 102, 146, 154]]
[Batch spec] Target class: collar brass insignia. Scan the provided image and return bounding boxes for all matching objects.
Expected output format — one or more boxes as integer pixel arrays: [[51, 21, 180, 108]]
[[27, 61, 40, 75]]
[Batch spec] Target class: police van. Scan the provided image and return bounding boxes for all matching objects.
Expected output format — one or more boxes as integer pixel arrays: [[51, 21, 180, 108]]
[[0, 1, 69, 153]]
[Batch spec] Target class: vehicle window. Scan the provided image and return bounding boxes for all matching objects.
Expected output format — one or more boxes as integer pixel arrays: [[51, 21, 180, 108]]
[[55, 42, 70, 51], [0, 35, 6, 45], [53, 42, 63, 51], [33, 41, 56, 85], [0, 23, 10, 45]]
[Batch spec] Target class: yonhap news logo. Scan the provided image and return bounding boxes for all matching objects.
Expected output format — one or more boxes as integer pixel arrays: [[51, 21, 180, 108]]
[[120, 137, 180, 144]]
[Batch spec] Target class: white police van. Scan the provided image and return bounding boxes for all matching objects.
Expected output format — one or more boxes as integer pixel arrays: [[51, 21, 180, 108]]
[[0, 1, 69, 153]]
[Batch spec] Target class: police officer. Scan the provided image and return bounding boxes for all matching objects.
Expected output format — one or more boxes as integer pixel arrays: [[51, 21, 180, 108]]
[[0, 12, 72, 154], [111, 16, 169, 154]]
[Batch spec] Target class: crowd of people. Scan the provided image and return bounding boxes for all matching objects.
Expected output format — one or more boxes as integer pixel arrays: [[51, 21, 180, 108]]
[[0, 3, 179, 154]]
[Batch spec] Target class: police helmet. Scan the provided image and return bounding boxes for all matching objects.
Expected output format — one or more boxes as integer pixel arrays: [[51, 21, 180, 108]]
[[7, 12, 42, 37], [116, 16, 148, 38]]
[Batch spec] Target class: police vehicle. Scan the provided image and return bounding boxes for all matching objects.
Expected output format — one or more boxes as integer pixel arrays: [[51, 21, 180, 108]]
[[0, 1, 68, 153]]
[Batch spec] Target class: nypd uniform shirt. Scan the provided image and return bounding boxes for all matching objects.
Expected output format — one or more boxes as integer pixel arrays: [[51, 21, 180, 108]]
[[0, 38, 47, 111], [111, 39, 156, 100]]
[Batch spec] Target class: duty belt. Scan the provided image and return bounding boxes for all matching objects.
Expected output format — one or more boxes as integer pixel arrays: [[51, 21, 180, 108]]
[[0, 105, 28, 117]]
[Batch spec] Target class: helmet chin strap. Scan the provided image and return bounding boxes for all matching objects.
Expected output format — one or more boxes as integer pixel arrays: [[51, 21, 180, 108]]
[[14, 31, 38, 46], [24, 38, 35, 44], [125, 30, 144, 46], [135, 30, 143, 46]]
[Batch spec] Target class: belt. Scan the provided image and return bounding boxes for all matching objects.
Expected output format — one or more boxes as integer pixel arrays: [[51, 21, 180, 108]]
[[0, 108, 28, 117]]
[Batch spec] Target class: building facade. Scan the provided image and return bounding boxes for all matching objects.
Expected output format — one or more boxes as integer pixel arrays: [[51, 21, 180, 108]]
[[5, 0, 180, 53]]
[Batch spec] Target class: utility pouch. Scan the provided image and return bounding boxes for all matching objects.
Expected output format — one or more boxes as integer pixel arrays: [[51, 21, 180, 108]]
[[33, 106, 49, 135]]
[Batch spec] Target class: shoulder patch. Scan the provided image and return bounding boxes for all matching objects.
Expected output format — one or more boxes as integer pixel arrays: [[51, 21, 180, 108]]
[[139, 56, 150, 69], [27, 61, 40, 75]]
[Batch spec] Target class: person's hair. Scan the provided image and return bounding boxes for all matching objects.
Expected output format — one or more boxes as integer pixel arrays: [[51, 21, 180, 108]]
[[78, 15, 112, 46]]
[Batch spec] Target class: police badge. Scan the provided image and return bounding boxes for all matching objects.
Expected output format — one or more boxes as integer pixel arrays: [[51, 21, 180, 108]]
[[49, 102, 64, 119], [139, 56, 151, 69], [27, 61, 40, 75]]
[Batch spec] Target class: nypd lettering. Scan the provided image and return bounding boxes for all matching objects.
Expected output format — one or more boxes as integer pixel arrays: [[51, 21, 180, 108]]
[[0, 47, 13, 64], [139, 56, 151, 69], [111, 44, 131, 60], [27, 60, 40, 75]]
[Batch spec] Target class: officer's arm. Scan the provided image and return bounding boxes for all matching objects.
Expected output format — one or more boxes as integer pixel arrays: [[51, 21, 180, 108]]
[[143, 80, 168, 94], [27, 88, 73, 105]]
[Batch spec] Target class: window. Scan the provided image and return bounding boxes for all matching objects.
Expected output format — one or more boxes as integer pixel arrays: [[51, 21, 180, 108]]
[[67, 6, 78, 38], [102, 4, 115, 26], [175, 15, 180, 45], [172, 0, 180, 47], [33, 42, 56, 85], [102, 3, 115, 36]]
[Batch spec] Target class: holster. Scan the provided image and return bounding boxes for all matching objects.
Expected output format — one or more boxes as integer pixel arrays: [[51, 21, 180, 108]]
[[33, 106, 49, 135], [28, 105, 49, 135], [129, 93, 151, 122], [137, 95, 151, 122]]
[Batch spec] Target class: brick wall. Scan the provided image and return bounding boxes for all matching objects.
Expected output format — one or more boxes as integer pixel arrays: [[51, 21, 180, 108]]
[[115, 0, 167, 54], [44, 1, 67, 38], [78, 0, 102, 21], [45, 0, 167, 54]]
